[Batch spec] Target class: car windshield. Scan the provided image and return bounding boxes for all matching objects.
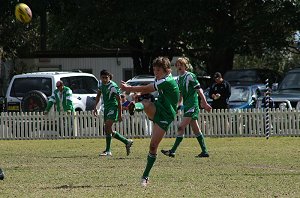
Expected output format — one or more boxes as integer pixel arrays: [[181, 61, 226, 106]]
[[10, 77, 52, 97], [61, 76, 98, 94], [278, 72, 300, 90], [229, 87, 250, 102]]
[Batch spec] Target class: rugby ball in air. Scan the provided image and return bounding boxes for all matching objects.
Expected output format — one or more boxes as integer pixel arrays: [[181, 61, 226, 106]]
[[15, 3, 32, 23]]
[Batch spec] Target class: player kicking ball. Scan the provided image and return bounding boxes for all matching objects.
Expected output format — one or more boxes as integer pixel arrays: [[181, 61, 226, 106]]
[[161, 57, 211, 158], [121, 57, 180, 187]]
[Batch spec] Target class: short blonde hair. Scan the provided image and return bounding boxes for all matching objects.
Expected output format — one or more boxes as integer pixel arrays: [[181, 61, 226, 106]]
[[176, 57, 193, 71]]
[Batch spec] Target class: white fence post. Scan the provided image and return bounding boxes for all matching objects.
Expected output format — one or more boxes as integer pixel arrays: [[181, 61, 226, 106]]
[[1, 109, 300, 140]]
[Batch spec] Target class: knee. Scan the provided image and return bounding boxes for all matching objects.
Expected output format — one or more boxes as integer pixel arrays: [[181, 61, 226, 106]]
[[142, 100, 151, 109]]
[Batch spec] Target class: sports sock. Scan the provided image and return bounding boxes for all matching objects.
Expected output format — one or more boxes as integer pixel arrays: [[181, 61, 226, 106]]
[[105, 134, 112, 152], [135, 102, 144, 112], [142, 153, 157, 178], [196, 132, 208, 153], [170, 135, 184, 153], [113, 131, 129, 144]]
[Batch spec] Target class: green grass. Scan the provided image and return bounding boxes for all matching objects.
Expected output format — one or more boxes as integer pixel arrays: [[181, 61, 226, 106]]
[[0, 137, 299, 198]]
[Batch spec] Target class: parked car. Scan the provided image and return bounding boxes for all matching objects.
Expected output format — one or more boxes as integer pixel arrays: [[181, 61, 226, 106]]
[[256, 67, 300, 110], [205, 84, 262, 109], [5, 71, 99, 112], [224, 68, 282, 87], [197, 75, 212, 90]]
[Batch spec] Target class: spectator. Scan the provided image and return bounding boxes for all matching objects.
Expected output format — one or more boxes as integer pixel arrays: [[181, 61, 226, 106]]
[[209, 72, 231, 109], [44, 80, 74, 114]]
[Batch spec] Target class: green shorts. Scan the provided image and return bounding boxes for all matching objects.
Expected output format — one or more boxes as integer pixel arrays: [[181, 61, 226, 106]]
[[153, 103, 175, 131], [104, 107, 118, 122], [183, 106, 199, 120]]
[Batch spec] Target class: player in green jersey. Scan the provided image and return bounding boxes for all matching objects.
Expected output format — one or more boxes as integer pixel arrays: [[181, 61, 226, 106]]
[[161, 57, 212, 158], [93, 70, 133, 157], [121, 57, 180, 187]]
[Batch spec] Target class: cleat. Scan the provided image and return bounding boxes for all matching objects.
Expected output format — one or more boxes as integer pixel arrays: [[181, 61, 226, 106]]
[[196, 152, 209, 158], [161, 149, 175, 158], [126, 140, 133, 156], [99, 151, 112, 157], [141, 177, 149, 187], [128, 102, 135, 115], [0, 168, 4, 180]]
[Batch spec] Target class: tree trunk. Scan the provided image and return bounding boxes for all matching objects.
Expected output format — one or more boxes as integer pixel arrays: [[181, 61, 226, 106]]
[[206, 48, 234, 76], [129, 38, 153, 75]]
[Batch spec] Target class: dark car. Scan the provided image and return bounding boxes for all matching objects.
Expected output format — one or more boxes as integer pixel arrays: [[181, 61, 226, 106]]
[[256, 67, 300, 110], [224, 69, 282, 86]]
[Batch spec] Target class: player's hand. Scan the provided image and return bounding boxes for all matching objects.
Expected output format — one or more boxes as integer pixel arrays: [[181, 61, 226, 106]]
[[93, 109, 98, 117], [201, 102, 212, 112], [118, 115, 123, 122], [120, 81, 130, 91]]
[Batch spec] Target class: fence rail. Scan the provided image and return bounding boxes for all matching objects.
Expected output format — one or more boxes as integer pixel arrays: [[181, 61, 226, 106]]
[[0, 109, 299, 140]]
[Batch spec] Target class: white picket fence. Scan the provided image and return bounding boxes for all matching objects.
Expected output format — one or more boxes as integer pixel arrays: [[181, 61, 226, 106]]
[[0, 109, 299, 140]]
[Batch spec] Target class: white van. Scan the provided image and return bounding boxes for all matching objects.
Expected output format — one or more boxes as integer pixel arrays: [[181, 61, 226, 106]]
[[5, 71, 99, 112]]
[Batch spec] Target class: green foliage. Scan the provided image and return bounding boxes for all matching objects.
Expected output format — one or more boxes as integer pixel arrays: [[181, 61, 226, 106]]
[[0, 137, 299, 197], [0, 0, 40, 59], [1, 0, 300, 76]]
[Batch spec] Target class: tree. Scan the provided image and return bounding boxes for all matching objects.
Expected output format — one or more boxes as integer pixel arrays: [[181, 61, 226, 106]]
[[2, 0, 300, 77]]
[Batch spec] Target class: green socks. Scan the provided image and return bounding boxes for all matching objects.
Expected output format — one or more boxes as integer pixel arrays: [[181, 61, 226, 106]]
[[142, 153, 157, 178], [113, 131, 129, 144], [170, 135, 183, 153], [196, 133, 208, 154], [135, 102, 144, 112], [105, 134, 112, 152]]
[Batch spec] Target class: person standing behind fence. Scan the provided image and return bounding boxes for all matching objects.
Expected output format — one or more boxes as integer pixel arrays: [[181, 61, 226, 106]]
[[44, 80, 74, 114], [121, 56, 180, 187], [209, 72, 231, 109], [161, 57, 212, 158], [93, 70, 133, 157]]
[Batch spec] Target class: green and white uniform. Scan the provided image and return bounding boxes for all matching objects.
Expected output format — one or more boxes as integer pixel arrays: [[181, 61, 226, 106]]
[[177, 71, 200, 120], [153, 74, 180, 131], [98, 80, 121, 121], [45, 86, 74, 112]]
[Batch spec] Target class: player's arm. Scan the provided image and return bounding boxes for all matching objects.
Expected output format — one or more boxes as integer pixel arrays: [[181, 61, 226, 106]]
[[197, 87, 212, 112], [115, 94, 122, 121], [177, 93, 183, 111], [121, 81, 155, 93], [93, 90, 102, 116]]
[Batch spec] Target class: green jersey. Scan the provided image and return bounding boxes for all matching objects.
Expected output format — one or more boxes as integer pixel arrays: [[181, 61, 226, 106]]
[[98, 80, 120, 109], [177, 71, 200, 109], [154, 74, 180, 120]]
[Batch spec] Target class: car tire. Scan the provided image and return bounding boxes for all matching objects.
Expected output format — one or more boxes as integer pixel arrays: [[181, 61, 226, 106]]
[[21, 90, 48, 112]]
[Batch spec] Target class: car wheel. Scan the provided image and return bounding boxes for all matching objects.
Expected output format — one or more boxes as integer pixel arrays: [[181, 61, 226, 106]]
[[21, 90, 48, 112]]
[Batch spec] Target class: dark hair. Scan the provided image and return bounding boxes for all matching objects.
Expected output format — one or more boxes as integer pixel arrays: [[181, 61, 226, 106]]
[[213, 72, 222, 79], [100, 70, 113, 79], [152, 57, 171, 73]]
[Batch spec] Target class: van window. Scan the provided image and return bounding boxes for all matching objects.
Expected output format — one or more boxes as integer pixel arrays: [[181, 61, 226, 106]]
[[61, 76, 98, 94], [10, 77, 52, 97]]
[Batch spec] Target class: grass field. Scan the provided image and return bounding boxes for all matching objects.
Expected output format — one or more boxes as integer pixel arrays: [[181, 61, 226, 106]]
[[0, 137, 299, 198]]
